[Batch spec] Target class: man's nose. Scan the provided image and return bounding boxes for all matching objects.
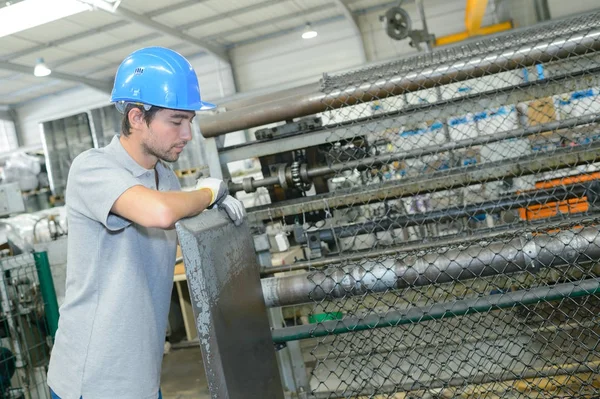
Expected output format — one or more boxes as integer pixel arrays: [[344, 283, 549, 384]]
[[181, 124, 192, 141]]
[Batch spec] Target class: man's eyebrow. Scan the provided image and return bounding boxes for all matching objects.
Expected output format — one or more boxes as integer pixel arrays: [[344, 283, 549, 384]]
[[170, 113, 195, 119]]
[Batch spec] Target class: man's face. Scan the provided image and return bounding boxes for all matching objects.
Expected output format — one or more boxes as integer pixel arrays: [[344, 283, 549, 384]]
[[142, 108, 195, 163]]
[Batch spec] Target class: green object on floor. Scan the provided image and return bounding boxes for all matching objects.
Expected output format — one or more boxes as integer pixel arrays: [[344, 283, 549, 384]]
[[309, 312, 344, 324]]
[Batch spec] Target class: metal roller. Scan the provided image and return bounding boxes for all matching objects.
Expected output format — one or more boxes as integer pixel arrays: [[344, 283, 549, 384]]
[[261, 226, 600, 307], [199, 25, 600, 138]]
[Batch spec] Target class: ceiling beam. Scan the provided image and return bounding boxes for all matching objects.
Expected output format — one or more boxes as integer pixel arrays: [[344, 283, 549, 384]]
[[0, 61, 112, 93], [108, 5, 230, 63], [331, 0, 367, 62]]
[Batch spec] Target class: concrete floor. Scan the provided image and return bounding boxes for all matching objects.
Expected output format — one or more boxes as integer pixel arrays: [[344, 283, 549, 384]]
[[160, 346, 210, 399]]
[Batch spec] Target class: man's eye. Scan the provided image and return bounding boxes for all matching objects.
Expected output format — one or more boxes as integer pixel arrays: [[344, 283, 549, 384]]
[[172, 121, 182, 126]]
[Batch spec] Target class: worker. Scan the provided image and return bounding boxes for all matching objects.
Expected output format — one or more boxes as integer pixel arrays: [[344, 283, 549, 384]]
[[46, 47, 245, 399]]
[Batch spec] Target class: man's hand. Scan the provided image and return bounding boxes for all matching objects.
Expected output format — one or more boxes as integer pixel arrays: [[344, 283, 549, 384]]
[[195, 177, 228, 206], [216, 195, 246, 226]]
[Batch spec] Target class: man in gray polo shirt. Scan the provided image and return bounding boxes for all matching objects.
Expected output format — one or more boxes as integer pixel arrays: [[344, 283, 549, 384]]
[[47, 47, 245, 399]]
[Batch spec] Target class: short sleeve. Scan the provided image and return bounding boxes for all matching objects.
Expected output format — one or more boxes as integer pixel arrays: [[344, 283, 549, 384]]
[[66, 151, 141, 231]]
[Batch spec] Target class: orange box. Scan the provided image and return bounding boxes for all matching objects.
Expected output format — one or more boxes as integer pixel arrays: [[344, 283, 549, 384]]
[[519, 172, 600, 221]]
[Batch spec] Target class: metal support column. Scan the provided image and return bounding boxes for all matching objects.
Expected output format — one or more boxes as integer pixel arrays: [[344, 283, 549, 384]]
[[269, 308, 310, 398]]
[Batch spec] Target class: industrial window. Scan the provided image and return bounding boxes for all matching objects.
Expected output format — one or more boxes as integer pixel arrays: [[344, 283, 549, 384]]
[[0, 119, 17, 153]]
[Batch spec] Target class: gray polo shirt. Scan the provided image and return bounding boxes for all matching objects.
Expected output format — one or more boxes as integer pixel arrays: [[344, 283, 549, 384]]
[[47, 135, 181, 399]]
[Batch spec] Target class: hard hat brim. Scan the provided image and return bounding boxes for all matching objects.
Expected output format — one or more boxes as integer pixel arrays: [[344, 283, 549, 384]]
[[198, 101, 216, 111]]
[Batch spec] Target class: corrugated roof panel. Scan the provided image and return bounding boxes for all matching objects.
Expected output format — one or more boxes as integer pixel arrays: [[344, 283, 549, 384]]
[[55, 57, 113, 75], [152, 3, 218, 28], [11, 81, 76, 103], [236, 2, 294, 22], [225, 30, 263, 43], [132, 36, 189, 50], [11, 19, 90, 43], [9, 74, 45, 84], [203, 0, 256, 14], [12, 47, 77, 68], [117, 0, 189, 15], [88, 40, 195, 67], [0, 36, 38, 57], [98, 41, 177, 64], [300, 0, 332, 8], [188, 0, 284, 32], [187, 19, 242, 38], [343, 0, 380, 12], [65, 9, 122, 29], [0, 79, 46, 95], [57, 32, 128, 53], [88, 67, 118, 80], [102, 23, 158, 41], [266, 8, 339, 33], [302, 5, 343, 22]]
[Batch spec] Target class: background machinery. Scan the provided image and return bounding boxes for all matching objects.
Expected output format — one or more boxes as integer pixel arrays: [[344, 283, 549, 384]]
[[186, 10, 600, 398]]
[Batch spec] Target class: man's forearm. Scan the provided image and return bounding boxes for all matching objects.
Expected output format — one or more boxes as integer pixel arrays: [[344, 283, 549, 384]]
[[157, 188, 213, 227]]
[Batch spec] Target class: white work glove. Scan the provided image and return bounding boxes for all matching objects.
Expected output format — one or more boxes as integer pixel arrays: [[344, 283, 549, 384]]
[[215, 195, 246, 226], [195, 177, 228, 206]]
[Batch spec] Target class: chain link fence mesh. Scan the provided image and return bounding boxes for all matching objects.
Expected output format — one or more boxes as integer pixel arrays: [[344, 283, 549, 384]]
[[0, 254, 53, 399], [281, 11, 600, 399]]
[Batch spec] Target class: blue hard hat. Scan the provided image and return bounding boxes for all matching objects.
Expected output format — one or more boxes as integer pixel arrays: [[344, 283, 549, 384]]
[[110, 46, 215, 112]]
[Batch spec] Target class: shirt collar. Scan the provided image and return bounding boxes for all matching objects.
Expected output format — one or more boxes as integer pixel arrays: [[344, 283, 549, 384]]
[[106, 134, 152, 178]]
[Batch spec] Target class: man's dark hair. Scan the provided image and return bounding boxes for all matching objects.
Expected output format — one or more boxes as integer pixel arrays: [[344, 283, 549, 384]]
[[121, 103, 164, 136]]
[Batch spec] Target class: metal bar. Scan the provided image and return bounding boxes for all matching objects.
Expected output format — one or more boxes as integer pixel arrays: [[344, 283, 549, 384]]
[[310, 319, 597, 362], [416, 0, 433, 52], [295, 184, 587, 244], [246, 142, 600, 222], [305, 112, 600, 176], [271, 276, 600, 342], [263, 226, 600, 307], [0, 256, 27, 368], [269, 308, 310, 395], [435, 21, 513, 46], [220, 69, 600, 165], [311, 360, 600, 398], [33, 251, 60, 339], [261, 212, 600, 275], [199, 25, 600, 137], [465, 0, 489, 34], [534, 0, 552, 22]]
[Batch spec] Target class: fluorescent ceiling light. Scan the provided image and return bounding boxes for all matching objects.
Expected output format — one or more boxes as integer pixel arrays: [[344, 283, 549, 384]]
[[302, 23, 318, 40], [0, 0, 91, 39], [33, 58, 51, 77], [78, 0, 121, 12]]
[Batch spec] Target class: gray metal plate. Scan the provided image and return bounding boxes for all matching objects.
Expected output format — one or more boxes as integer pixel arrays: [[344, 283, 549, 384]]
[[176, 209, 283, 399]]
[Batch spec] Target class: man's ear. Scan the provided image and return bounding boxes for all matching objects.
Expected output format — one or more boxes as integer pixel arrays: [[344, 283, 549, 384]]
[[128, 107, 145, 131]]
